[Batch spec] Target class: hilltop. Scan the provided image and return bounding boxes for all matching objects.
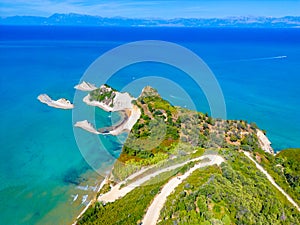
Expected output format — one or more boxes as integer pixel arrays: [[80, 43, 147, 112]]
[[75, 85, 299, 225], [113, 86, 273, 177]]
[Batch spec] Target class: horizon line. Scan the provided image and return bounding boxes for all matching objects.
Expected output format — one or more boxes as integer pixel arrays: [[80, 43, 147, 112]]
[[1, 13, 300, 20]]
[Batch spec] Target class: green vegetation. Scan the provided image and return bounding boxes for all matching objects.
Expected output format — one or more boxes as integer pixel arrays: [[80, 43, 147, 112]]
[[115, 87, 181, 174], [122, 148, 205, 188], [230, 133, 238, 142], [89, 85, 115, 106], [79, 86, 299, 225], [78, 182, 161, 225], [112, 152, 169, 181], [112, 144, 204, 182], [277, 148, 300, 191], [78, 166, 192, 225], [114, 86, 263, 175], [98, 180, 116, 195], [252, 148, 300, 206], [159, 150, 300, 225]]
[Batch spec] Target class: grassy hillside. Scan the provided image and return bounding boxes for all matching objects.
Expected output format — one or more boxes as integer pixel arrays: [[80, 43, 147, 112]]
[[77, 87, 299, 225], [159, 150, 300, 224], [277, 148, 300, 190], [77, 165, 193, 225], [252, 148, 300, 206], [112, 87, 262, 181], [78, 148, 300, 225]]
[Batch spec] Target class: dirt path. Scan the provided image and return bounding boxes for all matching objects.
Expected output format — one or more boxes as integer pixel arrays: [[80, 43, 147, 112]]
[[98, 155, 222, 204], [142, 155, 224, 225], [244, 151, 300, 212]]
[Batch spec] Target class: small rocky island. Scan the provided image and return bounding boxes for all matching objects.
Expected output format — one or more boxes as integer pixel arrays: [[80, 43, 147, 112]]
[[38, 83, 141, 135], [78, 84, 141, 135], [37, 94, 74, 109]]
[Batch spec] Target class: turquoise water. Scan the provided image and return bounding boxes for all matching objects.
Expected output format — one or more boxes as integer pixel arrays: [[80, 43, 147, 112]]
[[0, 27, 299, 224]]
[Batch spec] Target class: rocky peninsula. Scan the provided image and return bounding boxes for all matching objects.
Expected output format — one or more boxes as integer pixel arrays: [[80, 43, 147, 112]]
[[74, 81, 97, 92], [37, 94, 74, 109], [76, 85, 299, 225], [75, 84, 141, 135]]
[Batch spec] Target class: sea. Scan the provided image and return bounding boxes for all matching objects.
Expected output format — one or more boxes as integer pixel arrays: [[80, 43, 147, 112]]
[[0, 26, 299, 224]]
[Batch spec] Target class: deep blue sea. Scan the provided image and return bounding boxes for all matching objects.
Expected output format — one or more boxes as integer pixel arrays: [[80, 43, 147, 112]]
[[0, 26, 299, 224]]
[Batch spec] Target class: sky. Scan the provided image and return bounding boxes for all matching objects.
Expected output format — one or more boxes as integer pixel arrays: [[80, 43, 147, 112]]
[[0, 0, 299, 18]]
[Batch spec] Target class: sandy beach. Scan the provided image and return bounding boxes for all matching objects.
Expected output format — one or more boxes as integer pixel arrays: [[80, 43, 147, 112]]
[[72, 176, 108, 225], [81, 89, 141, 136], [37, 94, 74, 109], [109, 105, 141, 135], [74, 120, 100, 134]]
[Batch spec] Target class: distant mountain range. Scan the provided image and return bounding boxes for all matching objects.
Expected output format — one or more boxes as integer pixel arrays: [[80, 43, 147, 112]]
[[1, 13, 300, 28]]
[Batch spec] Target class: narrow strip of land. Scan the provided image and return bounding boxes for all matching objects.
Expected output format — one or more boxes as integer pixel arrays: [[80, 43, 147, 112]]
[[37, 94, 74, 109], [98, 155, 222, 204], [142, 155, 224, 225], [244, 151, 300, 212]]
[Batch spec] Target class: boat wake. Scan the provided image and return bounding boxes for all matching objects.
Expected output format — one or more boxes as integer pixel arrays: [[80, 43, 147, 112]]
[[169, 94, 184, 100], [238, 55, 287, 62], [71, 194, 78, 202], [217, 55, 288, 64]]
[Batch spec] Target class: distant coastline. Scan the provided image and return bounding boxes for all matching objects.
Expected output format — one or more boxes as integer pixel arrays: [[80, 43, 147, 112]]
[[1, 14, 300, 28]]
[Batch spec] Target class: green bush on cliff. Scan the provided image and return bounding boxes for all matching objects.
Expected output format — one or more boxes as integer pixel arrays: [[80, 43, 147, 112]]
[[89, 88, 114, 102]]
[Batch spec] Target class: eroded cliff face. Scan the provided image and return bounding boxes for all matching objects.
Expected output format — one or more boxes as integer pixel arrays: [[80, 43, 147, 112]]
[[257, 129, 274, 154]]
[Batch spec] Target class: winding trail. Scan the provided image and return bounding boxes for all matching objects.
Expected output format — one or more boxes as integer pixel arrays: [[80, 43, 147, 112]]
[[244, 151, 300, 212], [142, 155, 224, 225], [98, 155, 222, 204]]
